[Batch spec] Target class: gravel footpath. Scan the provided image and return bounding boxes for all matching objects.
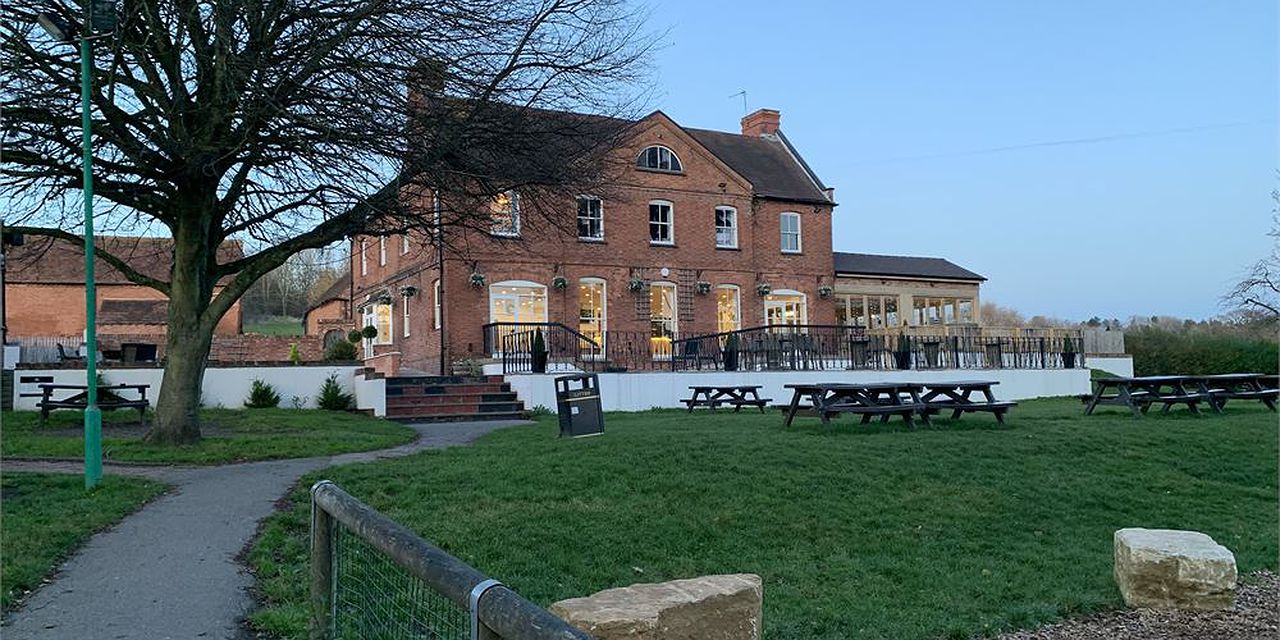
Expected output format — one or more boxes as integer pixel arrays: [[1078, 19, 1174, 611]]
[[1000, 571, 1278, 640]]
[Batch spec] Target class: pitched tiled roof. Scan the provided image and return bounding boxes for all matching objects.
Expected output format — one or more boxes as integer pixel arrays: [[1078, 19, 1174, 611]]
[[684, 128, 831, 204], [4, 235, 244, 285], [310, 273, 351, 308], [98, 299, 168, 325], [834, 252, 986, 281]]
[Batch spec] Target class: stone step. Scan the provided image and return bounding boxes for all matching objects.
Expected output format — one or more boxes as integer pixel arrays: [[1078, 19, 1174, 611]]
[[386, 383, 511, 396], [385, 375, 503, 386], [388, 411, 527, 424], [386, 392, 519, 407], [385, 400, 524, 416]]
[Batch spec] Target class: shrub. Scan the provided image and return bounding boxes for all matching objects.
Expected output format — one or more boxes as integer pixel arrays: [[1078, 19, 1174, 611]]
[[316, 373, 355, 411], [244, 379, 281, 408], [1127, 327, 1279, 376], [288, 342, 302, 365], [529, 404, 554, 417], [361, 325, 379, 340], [324, 340, 358, 361], [347, 329, 364, 344]]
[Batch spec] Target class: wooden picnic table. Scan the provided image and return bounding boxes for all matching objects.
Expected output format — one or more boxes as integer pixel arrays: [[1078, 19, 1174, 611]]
[[681, 385, 771, 413], [919, 380, 1017, 424], [1184, 373, 1278, 412], [35, 383, 152, 425], [1082, 375, 1209, 417], [783, 382, 928, 427]]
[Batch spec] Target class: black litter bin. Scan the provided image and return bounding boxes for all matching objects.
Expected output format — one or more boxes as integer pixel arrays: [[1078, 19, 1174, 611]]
[[554, 373, 604, 438]]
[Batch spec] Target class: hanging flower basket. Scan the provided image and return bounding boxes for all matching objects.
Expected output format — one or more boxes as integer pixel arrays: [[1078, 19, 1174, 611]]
[[756, 282, 772, 296], [400, 285, 418, 298], [695, 281, 712, 295], [817, 285, 834, 299], [628, 277, 646, 292], [551, 275, 569, 290], [375, 293, 393, 305], [469, 272, 486, 288]]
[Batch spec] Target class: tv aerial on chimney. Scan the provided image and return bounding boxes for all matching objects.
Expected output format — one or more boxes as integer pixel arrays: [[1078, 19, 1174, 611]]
[[728, 90, 747, 115]]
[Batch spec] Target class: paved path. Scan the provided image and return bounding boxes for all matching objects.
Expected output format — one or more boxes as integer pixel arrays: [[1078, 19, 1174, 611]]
[[2, 420, 528, 640]]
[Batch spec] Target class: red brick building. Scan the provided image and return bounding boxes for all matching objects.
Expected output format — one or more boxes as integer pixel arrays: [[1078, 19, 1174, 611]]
[[351, 108, 846, 374]]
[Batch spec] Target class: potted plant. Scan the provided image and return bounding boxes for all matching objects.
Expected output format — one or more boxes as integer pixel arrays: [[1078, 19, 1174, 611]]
[[1061, 335, 1078, 369], [347, 329, 364, 344], [469, 271, 486, 288], [628, 277, 646, 292], [723, 333, 740, 372], [530, 328, 548, 373], [756, 282, 772, 296], [551, 275, 569, 290], [695, 281, 712, 295], [817, 285, 834, 298], [361, 325, 378, 341], [893, 333, 912, 370], [400, 285, 418, 297]]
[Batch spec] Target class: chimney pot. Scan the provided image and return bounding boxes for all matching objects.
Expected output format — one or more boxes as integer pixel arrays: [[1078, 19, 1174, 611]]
[[741, 108, 781, 137]]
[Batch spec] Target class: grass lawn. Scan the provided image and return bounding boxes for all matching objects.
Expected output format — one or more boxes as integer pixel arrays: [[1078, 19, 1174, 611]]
[[244, 317, 305, 336], [247, 398, 1277, 639], [2, 472, 169, 611], [1, 409, 416, 465]]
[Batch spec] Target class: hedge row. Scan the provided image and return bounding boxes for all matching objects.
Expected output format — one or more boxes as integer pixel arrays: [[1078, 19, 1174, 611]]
[[1126, 327, 1278, 376]]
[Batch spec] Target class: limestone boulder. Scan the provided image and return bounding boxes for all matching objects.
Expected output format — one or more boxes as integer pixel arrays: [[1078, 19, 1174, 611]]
[[550, 573, 762, 640], [1114, 528, 1237, 610]]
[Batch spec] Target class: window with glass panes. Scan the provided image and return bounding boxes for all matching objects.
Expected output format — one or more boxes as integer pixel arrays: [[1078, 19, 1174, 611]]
[[577, 197, 603, 240], [649, 201, 673, 244], [714, 207, 737, 248], [780, 212, 801, 253]]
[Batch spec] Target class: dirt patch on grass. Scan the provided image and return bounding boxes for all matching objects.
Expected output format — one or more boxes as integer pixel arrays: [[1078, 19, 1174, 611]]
[[1001, 571, 1278, 640]]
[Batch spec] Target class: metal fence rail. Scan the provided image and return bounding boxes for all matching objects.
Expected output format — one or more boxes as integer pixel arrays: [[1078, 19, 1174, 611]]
[[311, 481, 589, 640]]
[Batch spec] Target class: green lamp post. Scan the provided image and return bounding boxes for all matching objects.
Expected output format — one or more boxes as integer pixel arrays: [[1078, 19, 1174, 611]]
[[37, 1, 116, 489]]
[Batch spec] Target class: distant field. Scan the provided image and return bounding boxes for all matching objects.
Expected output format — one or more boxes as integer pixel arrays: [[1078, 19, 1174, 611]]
[[244, 317, 304, 336]]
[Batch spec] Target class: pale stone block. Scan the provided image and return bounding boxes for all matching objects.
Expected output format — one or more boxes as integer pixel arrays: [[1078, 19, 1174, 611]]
[[550, 574, 762, 640], [1114, 528, 1237, 610]]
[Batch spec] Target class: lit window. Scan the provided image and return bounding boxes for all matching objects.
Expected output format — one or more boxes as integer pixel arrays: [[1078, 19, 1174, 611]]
[[649, 200, 673, 245], [359, 239, 367, 276], [379, 236, 387, 265], [362, 303, 393, 345], [490, 191, 520, 237], [716, 285, 740, 333], [433, 280, 441, 329], [714, 206, 737, 249], [636, 145, 683, 172], [578, 278, 607, 356], [780, 212, 801, 253], [764, 291, 807, 327], [649, 281, 677, 358], [577, 196, 603, 240]]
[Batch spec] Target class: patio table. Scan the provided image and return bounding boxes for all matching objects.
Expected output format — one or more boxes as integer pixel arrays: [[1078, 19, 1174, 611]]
[[681, 385, 771, 413], [783, 382, 928, 427], [920, 380, 1017, 424], [1185, 373, 1278, 412], [1082, 375, 1208, 417], [36, 383, 151, 425]]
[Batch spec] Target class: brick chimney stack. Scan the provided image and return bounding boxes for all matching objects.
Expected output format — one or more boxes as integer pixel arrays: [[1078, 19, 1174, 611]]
[[740, 108, 781, 137]]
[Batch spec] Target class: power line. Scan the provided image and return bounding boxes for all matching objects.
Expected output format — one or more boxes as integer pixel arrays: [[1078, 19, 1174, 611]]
[[849, 119, 1270, 166]]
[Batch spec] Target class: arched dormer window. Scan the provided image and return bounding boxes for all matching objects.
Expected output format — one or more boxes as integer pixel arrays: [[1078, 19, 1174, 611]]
[[636, 145, 682, 172]]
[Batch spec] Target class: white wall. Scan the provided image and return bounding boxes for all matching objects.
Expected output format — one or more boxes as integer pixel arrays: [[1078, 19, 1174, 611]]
[[1086, 356, 1134, 378], [354, 372, 387, 417], [506, 368, 1092, 412], [11, 365, 357, 411]]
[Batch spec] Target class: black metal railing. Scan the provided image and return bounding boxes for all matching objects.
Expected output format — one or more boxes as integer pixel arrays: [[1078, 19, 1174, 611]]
[[488, 323, 602, 374]]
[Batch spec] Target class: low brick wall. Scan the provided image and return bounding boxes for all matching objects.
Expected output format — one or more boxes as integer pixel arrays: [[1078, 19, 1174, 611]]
[[92, 333, 326, 363]]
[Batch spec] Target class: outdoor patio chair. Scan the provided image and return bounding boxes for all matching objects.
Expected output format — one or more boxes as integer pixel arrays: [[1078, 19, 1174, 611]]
[[56, 343, 85, 362]]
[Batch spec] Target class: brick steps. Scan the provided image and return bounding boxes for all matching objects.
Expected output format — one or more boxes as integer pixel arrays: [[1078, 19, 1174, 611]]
[[383, 374, 524, 422]]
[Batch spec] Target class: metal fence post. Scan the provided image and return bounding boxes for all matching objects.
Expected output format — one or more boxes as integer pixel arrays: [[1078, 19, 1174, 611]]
[[310, 480, 336, 640]]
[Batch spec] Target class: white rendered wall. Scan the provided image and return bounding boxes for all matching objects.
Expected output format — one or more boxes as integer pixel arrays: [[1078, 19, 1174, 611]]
[[354, 372, 387, 417], [506, 368, 1092, 413], [11, 365, 357, 411], [1085, 356, 1134, 378]]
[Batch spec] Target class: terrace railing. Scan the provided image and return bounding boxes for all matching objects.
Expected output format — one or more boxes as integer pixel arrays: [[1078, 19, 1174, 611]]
[[310, 480, 589, 640], [487, 323, 602, 374]]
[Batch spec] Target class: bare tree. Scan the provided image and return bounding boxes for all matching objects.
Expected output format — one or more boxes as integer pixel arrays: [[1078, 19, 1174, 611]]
[[2, 0, 653, 443], [1223, 190, 1280, 320]]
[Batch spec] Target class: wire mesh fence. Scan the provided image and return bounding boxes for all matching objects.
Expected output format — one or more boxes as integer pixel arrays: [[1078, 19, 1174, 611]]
[[332, 524, 469, 640], [311, 480, 590, 640]]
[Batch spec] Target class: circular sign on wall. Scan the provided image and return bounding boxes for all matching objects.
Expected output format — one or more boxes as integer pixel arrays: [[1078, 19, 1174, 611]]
[[659, 267, 670, 277]]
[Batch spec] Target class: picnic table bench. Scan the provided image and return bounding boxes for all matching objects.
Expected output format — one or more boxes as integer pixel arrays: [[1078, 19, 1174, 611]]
[[35, 383, 151, 425], [1082, 376, 1209, 417], [783, 382, 928, 427], [1185, 373, 1278, 412], [681, 385, 772, 413], [920, 380, 1017, 424]]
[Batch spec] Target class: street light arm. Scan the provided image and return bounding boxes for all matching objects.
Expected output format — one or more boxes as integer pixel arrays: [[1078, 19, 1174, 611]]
[[4, 226, 172, 295]]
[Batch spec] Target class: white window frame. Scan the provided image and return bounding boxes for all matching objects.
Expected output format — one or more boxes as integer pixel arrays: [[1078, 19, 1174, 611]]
[[649, 200, 674, 246], [378, 236, 387, 265], [714, 206, 738, 249], [578, 277, 607, 356], [401, 234, 410, 255], [402, 296, 411, 337], [715, 284, 741, 333], [359, 239, 368, 276], [363, 303, 393, 346], [764, 289, 808, 327], [649, 281, 678, 359], [780, 212, 802, 254], [636, 145, 683, 172], [433, 280, 441, 329], [489, 191, 521, 237], [577, 196, 604, 241], [432, 192, 442, 237]]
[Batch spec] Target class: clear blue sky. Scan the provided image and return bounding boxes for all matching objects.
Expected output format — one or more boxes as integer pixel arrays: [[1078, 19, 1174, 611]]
[[645, 0, 1276, 321]]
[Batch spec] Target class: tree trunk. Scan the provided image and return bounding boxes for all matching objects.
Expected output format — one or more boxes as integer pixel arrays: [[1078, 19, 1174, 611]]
[[147, 318, 213, 444]]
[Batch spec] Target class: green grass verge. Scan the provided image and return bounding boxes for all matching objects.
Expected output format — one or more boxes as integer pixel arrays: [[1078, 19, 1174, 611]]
[[1, 409, 415, 465], [2, 472, 169, 611], [247, 398, 1277, 639], [244, 318, 305, 336]]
